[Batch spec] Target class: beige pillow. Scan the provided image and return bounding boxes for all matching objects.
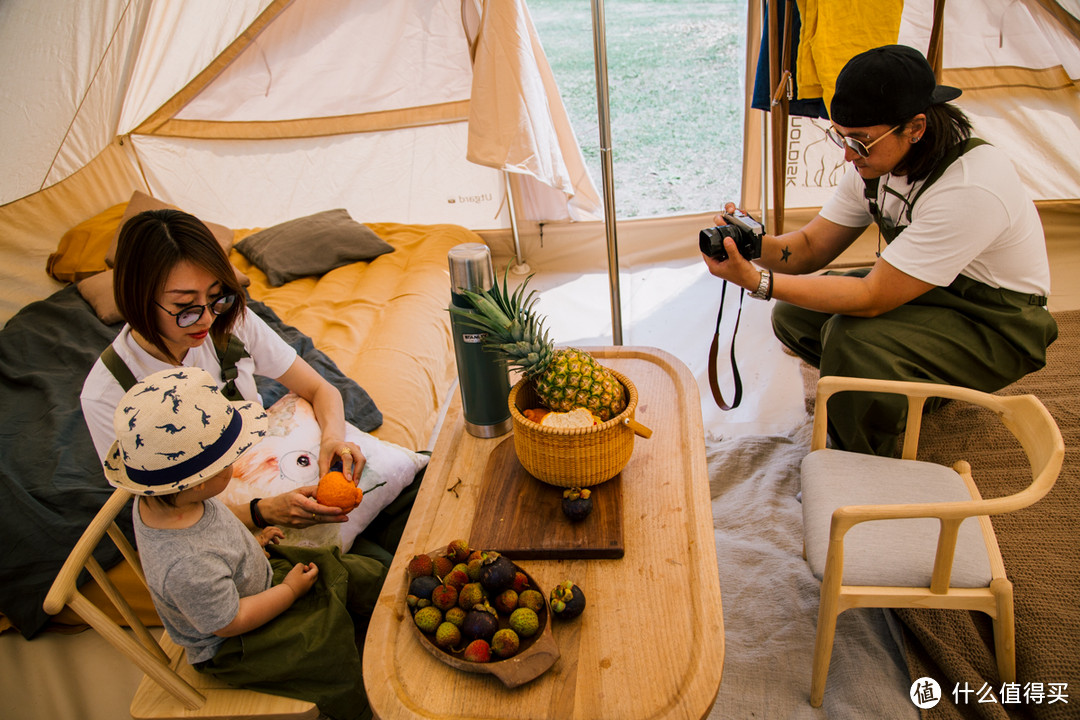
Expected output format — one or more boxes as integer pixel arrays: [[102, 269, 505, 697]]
[[105, 190, 235, 267], [233, 209, 394, 287], [77, 267, 251, 325]]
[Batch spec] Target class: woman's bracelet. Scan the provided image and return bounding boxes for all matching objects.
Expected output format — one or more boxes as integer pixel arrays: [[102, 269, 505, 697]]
[[249, 497, 269, 528]]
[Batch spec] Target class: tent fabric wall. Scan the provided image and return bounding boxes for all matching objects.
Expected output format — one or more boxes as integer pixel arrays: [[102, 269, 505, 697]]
[[0, 0, 598, 325], [743, 0, 1080, 220]]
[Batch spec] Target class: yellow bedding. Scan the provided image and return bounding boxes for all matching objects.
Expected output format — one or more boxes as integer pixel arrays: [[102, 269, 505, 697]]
[[231, 221, 476, 451]]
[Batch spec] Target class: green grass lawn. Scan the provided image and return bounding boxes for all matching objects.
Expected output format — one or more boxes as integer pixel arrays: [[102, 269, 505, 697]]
[[529, 0, 747, 218]]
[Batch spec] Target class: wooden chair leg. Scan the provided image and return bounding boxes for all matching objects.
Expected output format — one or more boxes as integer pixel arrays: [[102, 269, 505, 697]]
[[991, 577, 1016, 683], [810, 583, 841, 707]]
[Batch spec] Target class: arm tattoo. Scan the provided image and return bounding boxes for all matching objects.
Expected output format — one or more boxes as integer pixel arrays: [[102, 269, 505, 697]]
[[780, 245, 792, 262]]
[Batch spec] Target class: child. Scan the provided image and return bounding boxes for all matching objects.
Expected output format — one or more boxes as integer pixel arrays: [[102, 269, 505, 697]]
[[103, 367, 381, 720]]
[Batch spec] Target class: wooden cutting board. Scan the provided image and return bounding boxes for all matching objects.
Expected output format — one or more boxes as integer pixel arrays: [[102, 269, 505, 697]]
[[469, 436, 624, 559]]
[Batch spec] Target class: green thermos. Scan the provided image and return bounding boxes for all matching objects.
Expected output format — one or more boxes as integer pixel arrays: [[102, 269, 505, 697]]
[[448, 244, 513, 437]]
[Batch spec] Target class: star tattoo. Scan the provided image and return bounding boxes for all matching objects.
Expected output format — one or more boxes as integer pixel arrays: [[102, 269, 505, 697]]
[[781, 245, 792, 262]]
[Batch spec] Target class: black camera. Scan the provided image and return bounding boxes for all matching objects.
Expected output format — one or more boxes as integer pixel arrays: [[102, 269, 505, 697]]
[[699, 210, 764, 262]]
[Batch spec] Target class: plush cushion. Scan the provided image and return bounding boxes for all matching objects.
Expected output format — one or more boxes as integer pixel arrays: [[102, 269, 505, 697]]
[[219, 393, 427, 551], [233, 209, 394, 287], [76, 266, 251, 325], [104, 190, 235, 267], [47, 203, 127, 282], [801, 449, 993, 588]]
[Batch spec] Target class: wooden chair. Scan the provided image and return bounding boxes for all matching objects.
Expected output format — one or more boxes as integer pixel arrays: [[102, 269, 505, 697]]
[[800, 376, 1064, 707], [43, 487, 319, 719]]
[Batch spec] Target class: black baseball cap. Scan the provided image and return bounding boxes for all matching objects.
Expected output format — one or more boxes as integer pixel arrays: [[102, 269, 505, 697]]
[[830, 45, 962, 127]]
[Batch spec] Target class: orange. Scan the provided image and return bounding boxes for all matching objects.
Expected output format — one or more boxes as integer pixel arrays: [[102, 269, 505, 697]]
[[316, 470, 363, 512]]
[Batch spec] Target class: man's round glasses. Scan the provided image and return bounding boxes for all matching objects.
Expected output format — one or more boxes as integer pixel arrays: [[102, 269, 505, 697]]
[[825, 125, 899, 158], [155, 294, 237, 328]]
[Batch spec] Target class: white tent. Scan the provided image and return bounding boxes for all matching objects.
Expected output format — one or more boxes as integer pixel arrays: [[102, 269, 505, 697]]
[[0, 0, 602, 325]]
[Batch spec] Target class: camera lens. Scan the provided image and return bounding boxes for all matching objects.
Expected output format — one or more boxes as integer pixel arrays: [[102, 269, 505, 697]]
[[699, 226, 734, 261]]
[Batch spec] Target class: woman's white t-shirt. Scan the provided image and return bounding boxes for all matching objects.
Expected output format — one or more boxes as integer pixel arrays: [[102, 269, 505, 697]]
[[819, 143, 1051, 297], [81, 306, 296, 462]]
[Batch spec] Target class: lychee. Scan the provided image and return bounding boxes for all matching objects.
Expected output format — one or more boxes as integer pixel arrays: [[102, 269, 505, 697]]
[[490, 628, 520, 658], [413, 605, 442, 633], [447, 538, 471, 563], [508, 607, 539, 638], [493, 588, 518, 615], [407, 554, 434, 578], [444, 606, 467, 627], [444, 567, 470, 590], [432, 555, 454, 579], [434, 621, 461, 650], [463, 639, 491, 663], [457, 582, 485, 610], [430, 583, 458, 611], [511, 571, 530, 593], [517, 589, 545, 614]]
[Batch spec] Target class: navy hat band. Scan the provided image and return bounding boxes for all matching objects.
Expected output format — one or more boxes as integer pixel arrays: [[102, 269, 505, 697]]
[[123, 410, 242, 486]]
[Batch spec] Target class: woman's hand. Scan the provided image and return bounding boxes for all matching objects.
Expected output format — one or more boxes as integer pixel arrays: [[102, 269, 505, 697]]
[[319, 438, 366, 482], [258, 488, 347, 528]]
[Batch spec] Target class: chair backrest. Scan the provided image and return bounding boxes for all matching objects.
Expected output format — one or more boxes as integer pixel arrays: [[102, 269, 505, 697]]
[[43, 488, 320, 719], [43, 488, 207, 710]]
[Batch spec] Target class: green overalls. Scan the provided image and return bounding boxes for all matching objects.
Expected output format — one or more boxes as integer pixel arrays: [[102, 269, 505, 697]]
[[771, 139, 1059, 456]]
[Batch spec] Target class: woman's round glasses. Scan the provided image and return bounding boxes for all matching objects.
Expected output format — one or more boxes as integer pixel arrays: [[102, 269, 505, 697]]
[[155, 294, 237, 328], [825, 125, 899, 158]]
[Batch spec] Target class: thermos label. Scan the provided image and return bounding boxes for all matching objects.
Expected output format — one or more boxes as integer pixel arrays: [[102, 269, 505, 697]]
[[462, 332, 487, 344]]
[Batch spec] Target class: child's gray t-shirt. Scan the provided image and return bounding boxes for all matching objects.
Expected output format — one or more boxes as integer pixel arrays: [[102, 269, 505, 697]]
[[133, 496, 273, 664]]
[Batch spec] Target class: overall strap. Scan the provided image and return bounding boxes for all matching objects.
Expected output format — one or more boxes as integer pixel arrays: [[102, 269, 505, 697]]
[[99, 344, 139, 392], [100, 334, 249, 400], [863, 138, 989, 223], [213, 333, 250, 402]]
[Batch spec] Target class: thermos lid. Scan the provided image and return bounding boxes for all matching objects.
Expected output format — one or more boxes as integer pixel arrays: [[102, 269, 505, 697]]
[[448, 243, 494, 294]]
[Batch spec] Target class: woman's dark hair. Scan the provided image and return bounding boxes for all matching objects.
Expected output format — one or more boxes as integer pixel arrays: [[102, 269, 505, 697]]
[[113, 209, 246, 363], [894, 103, 973, 182]]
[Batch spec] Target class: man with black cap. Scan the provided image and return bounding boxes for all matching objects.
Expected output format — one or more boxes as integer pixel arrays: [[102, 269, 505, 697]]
[[703, 44, 1057, 456]]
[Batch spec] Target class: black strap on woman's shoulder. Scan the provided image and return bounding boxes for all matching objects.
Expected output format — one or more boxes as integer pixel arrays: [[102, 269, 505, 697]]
[[99, 333, 249, 400]]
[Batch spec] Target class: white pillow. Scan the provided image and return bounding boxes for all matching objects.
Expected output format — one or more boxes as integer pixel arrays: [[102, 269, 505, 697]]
[[220, 393, 428, 551]]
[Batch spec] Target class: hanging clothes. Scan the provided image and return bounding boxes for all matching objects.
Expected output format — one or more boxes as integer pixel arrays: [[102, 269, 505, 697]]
[[752, 0, 828, 118], [794, 0, 905, 117]]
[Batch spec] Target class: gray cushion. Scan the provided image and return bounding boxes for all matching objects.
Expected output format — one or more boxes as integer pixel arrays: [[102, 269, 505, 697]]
[[234, 209, 394, 286], [801, 449, 993, 588]]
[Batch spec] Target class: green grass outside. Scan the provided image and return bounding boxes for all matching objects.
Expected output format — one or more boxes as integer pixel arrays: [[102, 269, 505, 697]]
[[529, 0, 748, 219]]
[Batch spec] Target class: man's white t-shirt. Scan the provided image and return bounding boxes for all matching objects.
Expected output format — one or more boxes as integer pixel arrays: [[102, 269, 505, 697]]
[[819, 143, 1051, 297], [81, 306, 296, 461]]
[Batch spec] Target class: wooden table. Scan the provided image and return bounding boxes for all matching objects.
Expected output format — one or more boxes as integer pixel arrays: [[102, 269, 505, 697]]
[[363, 347, 724, 720]]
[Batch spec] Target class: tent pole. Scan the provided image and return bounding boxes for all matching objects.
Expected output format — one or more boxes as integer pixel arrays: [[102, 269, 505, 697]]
[[590, 0, 624, 346], [504, 172, 531, 274]]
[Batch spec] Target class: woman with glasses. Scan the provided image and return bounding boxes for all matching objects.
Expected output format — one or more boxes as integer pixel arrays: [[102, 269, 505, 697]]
[[703, 45, 1057, 456], [81, 208, 365, 529]]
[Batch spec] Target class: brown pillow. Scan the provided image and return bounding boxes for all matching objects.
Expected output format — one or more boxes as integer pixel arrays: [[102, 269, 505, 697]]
[[233, 209, 394, 287], [77, 267, 251, 325], [105, 190, 235, 267]]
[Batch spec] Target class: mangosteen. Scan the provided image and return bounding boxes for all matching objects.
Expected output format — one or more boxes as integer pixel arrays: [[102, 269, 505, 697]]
[[478, 551, 517, 592], [549, 580, 586, 620], [461, 605, 499, 642], [408, 574, 440, 601], [561, 487, 593, 522]]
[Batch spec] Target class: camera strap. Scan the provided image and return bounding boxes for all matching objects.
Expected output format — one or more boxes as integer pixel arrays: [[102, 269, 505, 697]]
[[708, 280, 745, 410]]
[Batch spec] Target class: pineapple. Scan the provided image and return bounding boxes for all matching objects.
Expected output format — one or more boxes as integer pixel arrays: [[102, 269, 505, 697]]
[[450, 269, 627, 421]]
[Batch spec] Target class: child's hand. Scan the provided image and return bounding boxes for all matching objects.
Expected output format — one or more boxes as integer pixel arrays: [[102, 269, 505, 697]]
[[283, 562, 319, 599], [256, 526, 284, 557]]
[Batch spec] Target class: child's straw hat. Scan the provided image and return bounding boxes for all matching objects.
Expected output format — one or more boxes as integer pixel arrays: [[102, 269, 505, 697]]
[[103, 367, 267, 495]]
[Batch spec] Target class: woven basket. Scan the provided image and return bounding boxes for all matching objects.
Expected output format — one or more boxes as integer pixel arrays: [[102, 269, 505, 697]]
[[508, 369, 646, 487]]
